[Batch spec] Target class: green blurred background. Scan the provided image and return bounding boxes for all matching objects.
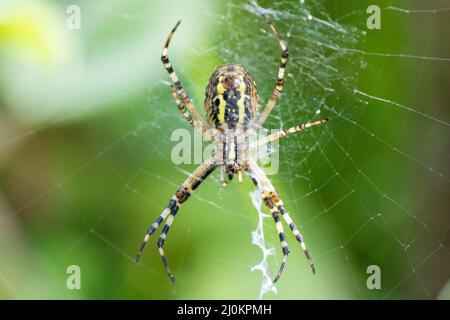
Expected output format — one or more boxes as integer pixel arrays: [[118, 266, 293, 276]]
[[0, 0, 448, 299]]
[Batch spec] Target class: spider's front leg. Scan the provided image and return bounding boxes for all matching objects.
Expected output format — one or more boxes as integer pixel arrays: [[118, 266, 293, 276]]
[[255, 14, 289, 127], [246, 159, 316, 283], [162, 21, 210, 136], [135, 156, 216, 283]]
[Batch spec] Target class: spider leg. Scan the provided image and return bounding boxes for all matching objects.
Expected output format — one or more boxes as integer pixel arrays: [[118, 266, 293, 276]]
[[247, 162, 289, 283], [135, 201, 173, 263], [170, 84, 196, 131], [247, 159, 316, 279], [135, 157, 216, 283], [274, 197, 316, 274], [264, 196, 290, 283], [162, 21, 210, 133], [255, 14, 288, 127], [254, 118, 329, 146], [157, 209, 178, 283]]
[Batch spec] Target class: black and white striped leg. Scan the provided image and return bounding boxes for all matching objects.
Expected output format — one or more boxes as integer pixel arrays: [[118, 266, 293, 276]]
[[170, 84, 196, 130], [256, 14, 289, 126], [248, 165, 289, 283], [273, 197, 316, 274], [247, 159, 316, 280], [157, 208, 179, 283], [264, 197, 289, 283], [135, 199, 175, 264], [254, 118, 329, 146], [162, 21, 209, 131], [135, 157, 216, 282]]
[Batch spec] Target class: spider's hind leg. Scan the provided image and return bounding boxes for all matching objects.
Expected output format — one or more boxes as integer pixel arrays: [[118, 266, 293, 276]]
[[136, 157, 216, 283], [247, 164, 289, 283], [247, 159, 316, 282], [263, 196, 290, 283], [135, 200, 173, 264], [275, 198, 316, 274]]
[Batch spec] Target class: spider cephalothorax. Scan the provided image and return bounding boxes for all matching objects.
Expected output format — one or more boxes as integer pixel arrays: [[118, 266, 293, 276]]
[[136, 14, 329, 284]]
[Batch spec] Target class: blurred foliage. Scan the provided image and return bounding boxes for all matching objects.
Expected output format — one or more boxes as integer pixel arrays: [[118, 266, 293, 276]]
[[0, 0, 449, 299]]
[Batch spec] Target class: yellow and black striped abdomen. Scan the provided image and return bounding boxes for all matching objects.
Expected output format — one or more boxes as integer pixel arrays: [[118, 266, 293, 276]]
[[204, 64, 260, 129]]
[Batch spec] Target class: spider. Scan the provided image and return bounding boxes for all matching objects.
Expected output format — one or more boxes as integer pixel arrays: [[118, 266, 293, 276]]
[[135, 14, 329, 284]]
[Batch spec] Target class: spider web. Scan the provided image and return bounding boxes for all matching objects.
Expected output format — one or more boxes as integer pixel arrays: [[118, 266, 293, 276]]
[[0, 0, 449, 299]]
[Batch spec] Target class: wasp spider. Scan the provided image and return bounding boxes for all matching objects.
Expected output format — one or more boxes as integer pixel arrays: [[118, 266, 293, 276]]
[[136, 14, 329, 284]]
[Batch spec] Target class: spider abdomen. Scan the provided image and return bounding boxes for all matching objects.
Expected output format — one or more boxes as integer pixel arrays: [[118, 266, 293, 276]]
[[204, 64, 260, 129]]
